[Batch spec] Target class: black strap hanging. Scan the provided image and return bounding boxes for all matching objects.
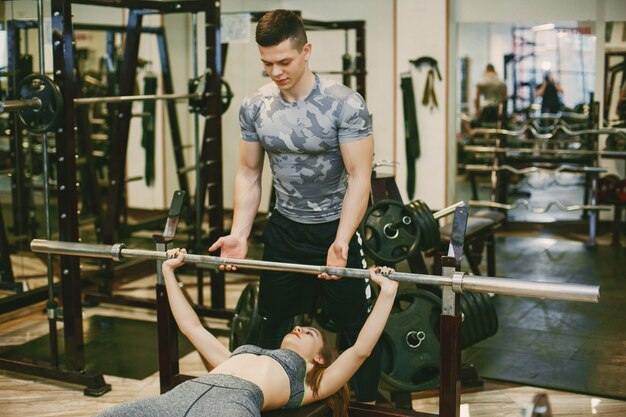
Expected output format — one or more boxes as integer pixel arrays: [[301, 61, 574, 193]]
[[401, 73, 420, 200], [399, 56, 442, 198], [141, 73, 158, 186]]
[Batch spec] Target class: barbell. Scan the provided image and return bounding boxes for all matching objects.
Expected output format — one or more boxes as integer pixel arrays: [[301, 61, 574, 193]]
[[29, 239, 600, 303], [0, 74, 64, 133], [0, 74, 233, 134]]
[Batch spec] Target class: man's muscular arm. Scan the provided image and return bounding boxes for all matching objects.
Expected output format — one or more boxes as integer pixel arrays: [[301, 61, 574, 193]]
[[320, 135, 374, 279]]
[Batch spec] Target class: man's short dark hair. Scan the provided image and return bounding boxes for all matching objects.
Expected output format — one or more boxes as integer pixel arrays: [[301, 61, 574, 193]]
[[486, 64, 496, 72], [256, 9, 307, 51]]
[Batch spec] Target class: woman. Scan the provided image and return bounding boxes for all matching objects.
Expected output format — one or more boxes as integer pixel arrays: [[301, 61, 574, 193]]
[[95, 249, 398, 417]]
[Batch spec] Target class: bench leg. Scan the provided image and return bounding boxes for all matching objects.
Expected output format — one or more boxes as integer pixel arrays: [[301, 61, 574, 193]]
[[486, 233, 496, 277], [612, 206, 623, 247]]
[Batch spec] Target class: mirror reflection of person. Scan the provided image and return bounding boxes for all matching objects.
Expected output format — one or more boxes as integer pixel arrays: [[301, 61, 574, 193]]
[[536, 72, 564, 114], [474, 64, 508, 125]]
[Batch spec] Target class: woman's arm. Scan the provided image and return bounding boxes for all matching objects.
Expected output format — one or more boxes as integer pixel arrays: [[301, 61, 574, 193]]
[[536, 81, 547, 97], [162, 249, 231, 367], [315, 267, 398, 399]]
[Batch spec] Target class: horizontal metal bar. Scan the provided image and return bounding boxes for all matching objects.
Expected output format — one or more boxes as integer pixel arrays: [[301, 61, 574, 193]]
[[0, 98, 41, 113], [433, 201, 466, 219], [463, 145, 626, 158], [465, 164, 608, 174], [471, 124, 625, 140], [469, 199, 612, 213], [30, 239, 600, 303], [74, 92, 202, 105]]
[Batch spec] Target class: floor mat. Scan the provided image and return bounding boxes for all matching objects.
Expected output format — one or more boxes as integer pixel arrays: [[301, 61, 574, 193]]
[[462, 237, 626, 400], [3, 315, 196, 380]]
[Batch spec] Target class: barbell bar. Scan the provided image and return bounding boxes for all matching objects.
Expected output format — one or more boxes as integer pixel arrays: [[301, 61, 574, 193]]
[[73, 91, 204, 105], [463, 145, 626, 158], [30, 239, 599, 303], [432, 200, 466, 220], [464, 164, 607, 175], [0, 98, 41, 113], [470, 124, 626, 140], [468, 199, 612, 213]]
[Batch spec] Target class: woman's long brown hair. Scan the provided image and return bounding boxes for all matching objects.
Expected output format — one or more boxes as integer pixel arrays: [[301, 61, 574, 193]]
[[305, 333, 350, 417]]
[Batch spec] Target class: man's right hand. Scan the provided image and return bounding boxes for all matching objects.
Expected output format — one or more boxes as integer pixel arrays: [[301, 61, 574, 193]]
[[208, 235, 248, 271]]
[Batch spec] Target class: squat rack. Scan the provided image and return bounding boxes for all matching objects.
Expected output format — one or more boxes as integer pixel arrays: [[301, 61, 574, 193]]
[[0, 0, 225, 396]]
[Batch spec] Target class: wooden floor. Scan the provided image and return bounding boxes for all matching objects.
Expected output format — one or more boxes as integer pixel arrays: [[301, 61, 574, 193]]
[[1, 267, 625, 417]]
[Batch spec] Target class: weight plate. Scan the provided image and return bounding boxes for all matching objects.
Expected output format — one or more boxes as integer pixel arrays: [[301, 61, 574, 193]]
[[480, 292, 499, 338], [229, 283, 261, 351], [380, 288, 442, 392], [467, 291, 489, 345], [459, 292, 476, 349], [360, 200, 420, 264], [413, 200, 440, 251], [17, 74, 63, 134], [419, 200, 441, 251]]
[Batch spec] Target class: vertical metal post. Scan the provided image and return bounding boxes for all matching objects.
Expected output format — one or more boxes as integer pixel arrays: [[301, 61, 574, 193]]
[[6, 21, 30, 240], [202, 1, 225, 309], [439, 259, 462, 417], [101, 9, 143, 245], [438, 206, 468, 417], [155, 190, 185, 393], [157, 30, 191, 198], [354, 21, 366, 99], [50, 0, 85, 373], [191, 13, 204, 305], [155, 239, 179, 393], [36, 0, 60, 369], [588, 173, 597, 247]]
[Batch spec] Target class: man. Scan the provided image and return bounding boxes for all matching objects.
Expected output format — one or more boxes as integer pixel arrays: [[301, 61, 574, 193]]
[[536, 72, 564, 114], [209, 10, 379, 403], [474, 63, 508, 125]]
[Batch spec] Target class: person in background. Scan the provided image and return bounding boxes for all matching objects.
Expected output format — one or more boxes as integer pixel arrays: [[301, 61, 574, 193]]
[[536, 72, 564, 114], [474, 63, 508, 125]]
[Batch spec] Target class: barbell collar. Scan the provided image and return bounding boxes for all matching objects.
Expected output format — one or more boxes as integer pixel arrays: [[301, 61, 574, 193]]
[[29, 239, 600, 303], [0, 98, 41, 113], [110, 243, 125, 262], [451, 271, 464, 293]]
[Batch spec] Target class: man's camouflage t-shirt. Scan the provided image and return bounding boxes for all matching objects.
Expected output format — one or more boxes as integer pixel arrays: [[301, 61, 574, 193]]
[[239, 74, 372, 224]]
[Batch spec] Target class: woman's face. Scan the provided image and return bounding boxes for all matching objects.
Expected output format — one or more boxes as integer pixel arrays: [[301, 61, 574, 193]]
[[280, 326, 325, 364]]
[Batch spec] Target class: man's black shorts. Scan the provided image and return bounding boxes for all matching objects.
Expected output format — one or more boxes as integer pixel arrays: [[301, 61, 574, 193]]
[[257, 210, 371, 326]]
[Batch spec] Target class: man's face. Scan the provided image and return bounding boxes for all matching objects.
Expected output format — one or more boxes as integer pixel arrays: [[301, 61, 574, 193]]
[[258, 38, 311, 92]]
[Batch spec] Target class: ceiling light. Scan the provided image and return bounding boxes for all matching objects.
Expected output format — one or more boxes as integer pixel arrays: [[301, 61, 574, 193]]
[[532, 23, 556, 32]]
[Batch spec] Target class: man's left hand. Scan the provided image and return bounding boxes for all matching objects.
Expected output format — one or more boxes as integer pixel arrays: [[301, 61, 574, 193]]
[[318, 241, 349, 280]]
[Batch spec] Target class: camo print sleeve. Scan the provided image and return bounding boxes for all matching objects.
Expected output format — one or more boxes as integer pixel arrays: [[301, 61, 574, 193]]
[[333, 88, 372, 143], [239, 92, 262, 142]]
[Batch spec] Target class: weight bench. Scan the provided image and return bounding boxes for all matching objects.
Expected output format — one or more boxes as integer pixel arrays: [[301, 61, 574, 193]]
[[263, 402, 436, 416], [433, 210, 505, 276], [262, 403, 329, 417]]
